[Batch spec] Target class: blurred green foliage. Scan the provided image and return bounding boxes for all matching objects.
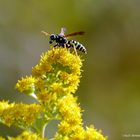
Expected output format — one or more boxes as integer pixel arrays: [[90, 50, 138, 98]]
[[0, 0, 140, 139]]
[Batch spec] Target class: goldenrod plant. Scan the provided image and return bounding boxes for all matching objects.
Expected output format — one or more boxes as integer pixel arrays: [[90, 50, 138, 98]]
[[0, 47, 107, 140]]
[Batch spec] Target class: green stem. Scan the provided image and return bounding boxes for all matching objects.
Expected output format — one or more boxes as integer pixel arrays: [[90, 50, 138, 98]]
[[42, 123, 47, 138]]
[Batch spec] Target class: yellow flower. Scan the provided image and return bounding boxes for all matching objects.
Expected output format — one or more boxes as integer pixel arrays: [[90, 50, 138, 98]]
[[15, 76, 36, 94], [70, 126, 85, 140], [32, 62, 52, 77], [35, 78, 46, 90], [0, 101, 10, 111], [0, 101, 14, 116], [37, 90, 57, 104], [59, 72, 80, 94], [57, 121, 72, 135], [44, 47, 82, 76], [59, 71, 69, 82], [57, 94, 83, 136], [32, 64, 45, 77], [30, 47, 82, 96], [54, 133, 69, 140], [0, 102, 42, 127], [57, 94, 82, 121], [50, 82, 65, 95], [9, 131, 47, 140], [12, 47, 107, 139], [85, 126, 107, 140], [0, 137, 5, 140]]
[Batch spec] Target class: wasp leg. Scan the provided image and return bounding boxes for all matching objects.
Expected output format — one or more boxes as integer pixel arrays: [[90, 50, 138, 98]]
[[59, 43, 65, 48], [64, 43, 71, 52], [68, 41, 77, 55], [73, 44, 77, 55], [70, 42, 77, 55], [66, 43, 71, 49], [63, 43, 67, 49], [54, 43, 59, 48]]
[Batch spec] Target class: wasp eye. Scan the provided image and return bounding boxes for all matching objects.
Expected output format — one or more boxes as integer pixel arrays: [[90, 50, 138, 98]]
[[50, 34, 55, 40]]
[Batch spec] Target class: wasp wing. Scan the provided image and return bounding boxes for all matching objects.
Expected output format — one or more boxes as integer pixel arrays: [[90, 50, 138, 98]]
[[64, 31, 85, 38], [59, 27, 67, 37]]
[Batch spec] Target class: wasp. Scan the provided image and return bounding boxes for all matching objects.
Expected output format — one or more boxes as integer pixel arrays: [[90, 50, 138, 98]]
[[42, 28, 87, 54]]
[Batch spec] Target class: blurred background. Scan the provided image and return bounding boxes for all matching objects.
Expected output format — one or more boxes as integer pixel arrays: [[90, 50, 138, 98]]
[[0, 0, 140, 139]]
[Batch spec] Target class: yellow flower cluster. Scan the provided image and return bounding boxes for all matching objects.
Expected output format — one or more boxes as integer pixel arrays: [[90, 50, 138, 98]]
[[55, 125, 106, 140], [33, 47, 82, 95], [0, 101, 42, 127], [16, 48, 82, 97], [70, 125, 106, 140], [0, 137, 5, 140], [57, 94, 82, 135], [15, 76, 36, 94], [55, 94, 106, 140], [0, 47, 107, 139], [1, 131, 47, 140]]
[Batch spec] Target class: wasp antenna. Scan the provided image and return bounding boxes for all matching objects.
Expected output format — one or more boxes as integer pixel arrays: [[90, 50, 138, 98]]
[[41, 31, 50, 36]]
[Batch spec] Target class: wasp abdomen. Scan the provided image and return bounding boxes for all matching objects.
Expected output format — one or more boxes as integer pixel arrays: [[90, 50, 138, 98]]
[[69, 40, 87, 54]]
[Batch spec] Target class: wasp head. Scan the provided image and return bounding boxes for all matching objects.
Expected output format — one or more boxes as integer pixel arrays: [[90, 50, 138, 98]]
[[49, 34, 56, 44]]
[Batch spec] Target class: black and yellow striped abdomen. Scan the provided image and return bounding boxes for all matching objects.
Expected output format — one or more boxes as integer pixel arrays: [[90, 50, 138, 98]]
[[68, 40, 87, 54]]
